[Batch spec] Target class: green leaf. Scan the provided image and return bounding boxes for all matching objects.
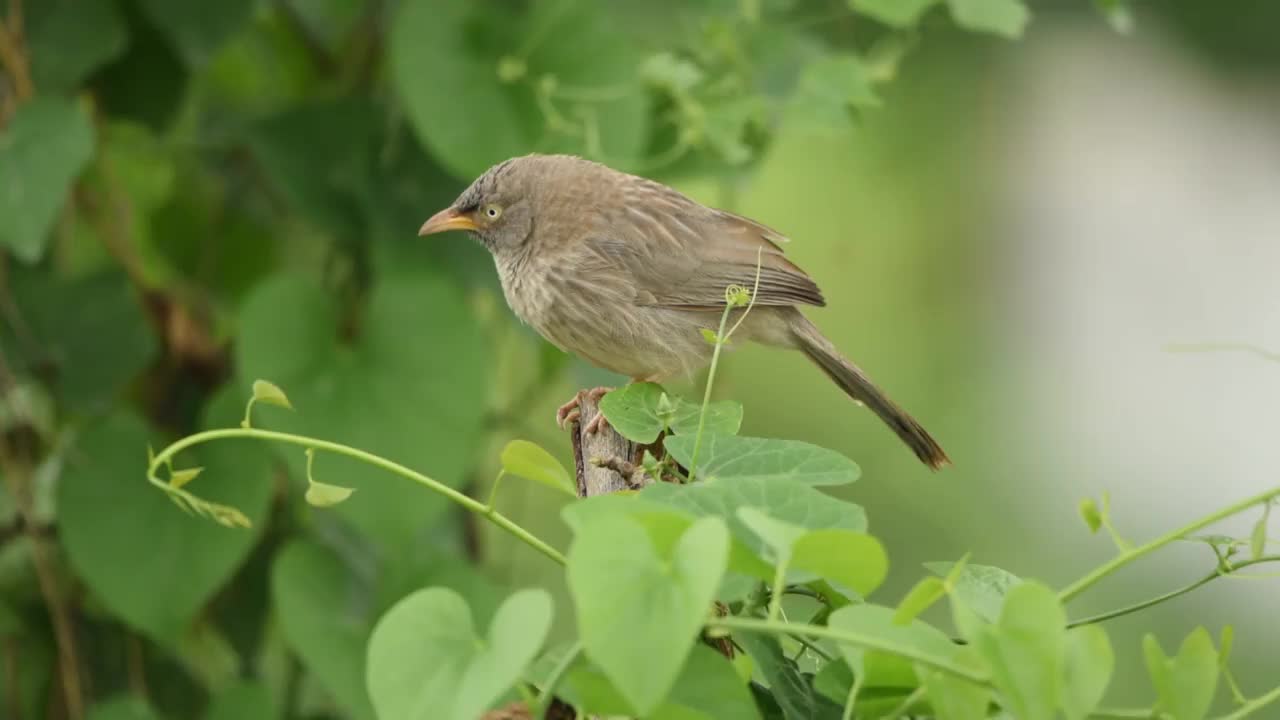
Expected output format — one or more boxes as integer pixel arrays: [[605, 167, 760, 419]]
[[641, 53, 705, 93], [641, 477, 867, 563], [27, 0, 128, 92], [0, 97, 94, 263], [247, 100, 379, 241], [169, 467, 204, 490], [791, 55, 880, 130], [734, 631, 840, 720], [204, 681, 277, 720], [894, 577, 947, 625], [663, 435, 860, 486], [305, 481, 357, 508], [827, 604, 959, 689], [793, 529, 889, 596], [568, 516, 729, 714], [924, 562, 1022, 623], [1251, 503, 1270, 560], [850, 0, 941, 27], [58, 396, 272, 640], [945, 0, 1030, 38], [500, 440, 576, 496], [971, 581, 1066, 720], [4, 268, 158, 413], [561, 494, 774, 592], [390, 0, 648, 179], [737, 507, 806, 560], [1093, 0, 1134, 33], [1078, 498, 1103, 534], [86, 696, 161, 720], [531, 644, 760, 720], [1143, 628, 1218, 720], [367, 588, 552, 720], [302, 449, 356, 507], [252, 380, 293, 410], [235, 273, 489, 552], [599, 383, 742, 443], [137, 0, 256, 66], [1061, 625, 1113, 720], [654, 644, 763, 720], [919, 651, 991, 720], [273, 541, 376, 720]]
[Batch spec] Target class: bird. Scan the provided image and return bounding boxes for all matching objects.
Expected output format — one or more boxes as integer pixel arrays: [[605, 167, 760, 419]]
[[418, 154, 950, 470]]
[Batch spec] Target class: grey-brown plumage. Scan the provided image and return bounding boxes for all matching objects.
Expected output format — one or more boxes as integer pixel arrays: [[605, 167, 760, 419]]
[[419, 154, 950, 470]]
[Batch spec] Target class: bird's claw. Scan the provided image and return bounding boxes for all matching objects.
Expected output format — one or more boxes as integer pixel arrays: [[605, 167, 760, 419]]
[[555, 387, 614, 432]]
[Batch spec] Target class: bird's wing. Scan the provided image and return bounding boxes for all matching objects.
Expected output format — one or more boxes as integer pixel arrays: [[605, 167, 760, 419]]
[[580, 178, 825, 309]]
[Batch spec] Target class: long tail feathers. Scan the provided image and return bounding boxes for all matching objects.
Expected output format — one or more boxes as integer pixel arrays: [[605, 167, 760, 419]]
[[789, 315, 951, 470]]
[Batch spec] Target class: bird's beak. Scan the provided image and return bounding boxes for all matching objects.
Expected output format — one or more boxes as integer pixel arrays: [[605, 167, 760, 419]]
[[418, 207, 478, 236]]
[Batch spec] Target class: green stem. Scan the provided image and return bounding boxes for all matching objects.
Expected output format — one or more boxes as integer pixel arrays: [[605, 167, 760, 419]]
[[1067, 555, 1280, 628], [532, 642, 582, 719], [840, 672, 863, 720], [687, 304, 734, 482], [1058, 485, 1280, 603], [709, 616, 989, 685], [687, 252, 763, 482], [147, 428, 567, 566], [766, 555, 791, 623], [883, 686, 925, 720], [1216, 684, 1280, 720]]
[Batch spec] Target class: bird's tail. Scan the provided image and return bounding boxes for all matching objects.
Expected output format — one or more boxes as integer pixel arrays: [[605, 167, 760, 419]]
[[787, 313, 951, 470]]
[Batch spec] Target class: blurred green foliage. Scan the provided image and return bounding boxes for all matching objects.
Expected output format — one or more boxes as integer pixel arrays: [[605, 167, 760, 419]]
[[9, 0, 1278, 718]]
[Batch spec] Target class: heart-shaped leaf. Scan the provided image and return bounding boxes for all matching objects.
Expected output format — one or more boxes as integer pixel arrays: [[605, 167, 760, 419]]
[[500, 440, 575, 496], [58, 394, 272, 641], [367, 587, 553, 720], [0, 97, 95, 263], [273, 541, 502, 720], [599, 383, 743, 443], [641, 477, 866, 562], [971, 581, 1066, 720], [735, 630, 841, 720], [1143, 628, 1218, 720], [3, 268, 158, 413], [530, 644, 761, 720], [390, 0, 648, 179], [272, 541, 377, 720], [827, 604, 959, 688], [792, 529, 888, 597], [235, 273, 488, 552], [28, 0, 128, 92], [946, 0, 1030, 38], [663, 435, 860, 486], [918, 648, 991, 720], [1062, 625, 1113, 720], [924, 561, 1022, 624], [568, 515, 729, 714]]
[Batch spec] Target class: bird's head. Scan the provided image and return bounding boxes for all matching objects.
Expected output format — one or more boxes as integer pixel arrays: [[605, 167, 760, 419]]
[[418, 155, 559, 254]]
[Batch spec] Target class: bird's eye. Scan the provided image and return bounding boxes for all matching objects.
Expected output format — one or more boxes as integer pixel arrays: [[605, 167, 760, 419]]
[[483, 204, 502, 220]]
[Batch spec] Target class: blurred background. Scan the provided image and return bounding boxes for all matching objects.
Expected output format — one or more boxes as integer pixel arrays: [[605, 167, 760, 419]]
[[2, 0, 1278, 717]]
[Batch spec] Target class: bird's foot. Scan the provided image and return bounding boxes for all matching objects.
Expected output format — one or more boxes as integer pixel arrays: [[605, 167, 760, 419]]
[[555, 386, 613, 431]]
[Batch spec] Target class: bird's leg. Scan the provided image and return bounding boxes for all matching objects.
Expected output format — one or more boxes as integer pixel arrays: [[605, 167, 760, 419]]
[[555, 386, 614, 431]]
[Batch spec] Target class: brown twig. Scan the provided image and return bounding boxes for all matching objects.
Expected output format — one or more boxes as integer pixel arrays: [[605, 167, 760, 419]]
[[0, 454, 84, 720], [0, 0, 32, 105], [0, 346, 84, 720]]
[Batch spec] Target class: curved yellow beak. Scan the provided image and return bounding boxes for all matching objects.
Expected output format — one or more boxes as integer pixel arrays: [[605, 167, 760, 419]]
[[418, 207, 478, 236]]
